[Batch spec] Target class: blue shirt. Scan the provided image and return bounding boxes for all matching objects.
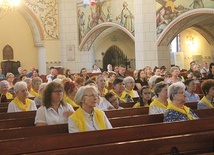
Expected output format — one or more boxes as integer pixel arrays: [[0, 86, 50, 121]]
[[164, 109, 199, 122], [185, 91, 200, 103]]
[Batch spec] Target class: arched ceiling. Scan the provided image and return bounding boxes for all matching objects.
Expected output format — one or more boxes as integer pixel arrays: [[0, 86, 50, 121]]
[[157, 9, 214, 46], [79, 22, 134, 51]]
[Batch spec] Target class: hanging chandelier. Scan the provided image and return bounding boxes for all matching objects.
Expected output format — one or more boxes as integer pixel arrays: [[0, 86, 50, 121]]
[[0, 0, 21, 11]]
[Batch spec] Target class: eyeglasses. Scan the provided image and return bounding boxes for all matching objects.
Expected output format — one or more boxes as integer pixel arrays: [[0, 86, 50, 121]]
[[143, 92, 151, 95], [127, 82, 135, 84], [177, 92, 185, 95], [52, 90, 63, 94], [84, 94, 99, 98]]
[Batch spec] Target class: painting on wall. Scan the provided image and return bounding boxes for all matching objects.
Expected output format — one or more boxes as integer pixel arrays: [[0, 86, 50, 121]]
[[77, 0, 135, 45], [156, 0, 214, 38]]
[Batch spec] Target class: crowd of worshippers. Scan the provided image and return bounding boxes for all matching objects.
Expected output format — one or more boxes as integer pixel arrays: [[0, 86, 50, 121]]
[[0, 61, 214, 133]]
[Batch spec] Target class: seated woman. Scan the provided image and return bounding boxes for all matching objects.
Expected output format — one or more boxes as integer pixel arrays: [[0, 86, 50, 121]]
[[164, 82, 199, 122], [68, 85, 112, 133], [6, 72, 15, 94], [111, 78, 133, 103], [105, 92, 123, 110], [124, 76, 139, 98], [64, 81, 79, 108], [134, 69, 148, 91], [197, 79, 214, 109], [35, 81, 75, 126], [7, 81, 37, 113], [0, 80, 13, 102], [29, 77, 42, 97], [184, 79, 200, 103], [133, 86, 152, 108], [34, 83, 48, 106], [96, 75, 108, 97], [149, 81, 168, 114]]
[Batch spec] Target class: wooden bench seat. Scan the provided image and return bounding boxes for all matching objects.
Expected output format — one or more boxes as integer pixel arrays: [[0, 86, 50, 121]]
[[34, 130, 214, 155], [0, 108, 213, 129], [1, 117, 214, 154]]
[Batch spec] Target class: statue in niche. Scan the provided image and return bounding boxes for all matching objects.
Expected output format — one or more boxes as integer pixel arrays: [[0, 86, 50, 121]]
[[3, 44, 14, 60]]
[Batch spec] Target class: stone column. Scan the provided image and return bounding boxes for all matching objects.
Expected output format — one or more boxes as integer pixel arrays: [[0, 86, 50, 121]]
[[37, 46, 46, 74], [134, 0, 158, 69]]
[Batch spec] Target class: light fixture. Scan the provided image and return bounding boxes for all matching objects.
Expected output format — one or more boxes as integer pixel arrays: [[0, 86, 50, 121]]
[[0, 0, 20, 11]]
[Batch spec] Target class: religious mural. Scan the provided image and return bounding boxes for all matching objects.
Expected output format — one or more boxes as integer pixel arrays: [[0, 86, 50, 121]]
[[77, 0, 134, 44], [156, 0, 214, 38], [24, 0, 59, 39]]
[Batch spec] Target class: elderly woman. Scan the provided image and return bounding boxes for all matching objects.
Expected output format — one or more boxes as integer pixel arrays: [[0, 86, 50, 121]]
[[124, 76, 139, 98], [96, 75, 108, 97], [64, 81, 79, 108], [0, 80, 13, 102], [184, 79, 200, 103], [29, 77, 42, 97], [149, 81, 168, 114], [197, 79, 214, 109], [7, 81, 37, 113], [6, 72, 15, 89], [35, 81, 74, 126], [133, 86, 152, 108], [166, 66, 182, 84], [68, 85, 112, 133], [34, 83, 48, 106], [164, 82, 199, 122], [111, 78, 133, 103], [23, 78, 34, 98]]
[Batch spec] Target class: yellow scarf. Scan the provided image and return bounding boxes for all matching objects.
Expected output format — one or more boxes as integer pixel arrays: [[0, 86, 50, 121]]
[[13, 97, 32, 111], [201, 96, 214, 108], [150, 99, 167, 109], [98, 88, 108, 97], [29, 88, 38, 97], [111, 90, 127, 103], [70, 107, 106, 132], [125, 88, 135, 98], [6, 92, 13, 99], [64, 95, 79, 107], [167, 101, 195, 120]]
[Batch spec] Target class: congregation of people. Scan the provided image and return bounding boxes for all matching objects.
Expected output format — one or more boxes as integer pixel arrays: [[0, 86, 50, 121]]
[[0, 60, 214, 133]]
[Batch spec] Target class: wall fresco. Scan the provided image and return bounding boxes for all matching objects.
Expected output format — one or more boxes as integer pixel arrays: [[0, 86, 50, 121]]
[[24, 0, 59, 40], [77, 0, 134, 45], [156, 0, 214, 38]]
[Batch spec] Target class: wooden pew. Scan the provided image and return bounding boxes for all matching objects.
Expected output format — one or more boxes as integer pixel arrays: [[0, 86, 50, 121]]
[[36, 131, 214, 155], [1, 117, 214, 154], [0, 110, 36, 120], [119, 101, 137, 108], [106, 107, 148, 118], [0, 108, 213, 130]]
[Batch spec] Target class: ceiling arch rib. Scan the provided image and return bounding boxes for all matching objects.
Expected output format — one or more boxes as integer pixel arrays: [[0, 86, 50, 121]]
[[79, 22, 135, 51], [157, 9, 214, 46]]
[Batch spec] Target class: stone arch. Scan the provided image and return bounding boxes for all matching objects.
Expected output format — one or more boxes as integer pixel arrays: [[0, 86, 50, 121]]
[[18, 5, 44, 47], [157, 8, 214, 46], [79, 22, 135, 51]]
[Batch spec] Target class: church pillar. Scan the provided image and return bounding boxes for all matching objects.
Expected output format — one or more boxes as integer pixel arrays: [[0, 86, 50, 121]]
[[134, 0, 158, 69], [37, 47, 46, 74], [157, 45, 171, 69]]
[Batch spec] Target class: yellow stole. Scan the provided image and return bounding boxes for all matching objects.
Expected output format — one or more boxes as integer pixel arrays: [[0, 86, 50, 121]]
[[98, 88, 108, 96], [167, 101, 196, 120], [150, 99, 167, 109], [6, 92, 13, 99], [70, 107, 106, 132], [13, 97, 32, 111], [125, 88, 134, 98], [201, 96, 214, 108], [64, 95, 79, 107], [29, 88, 38, 97], [111, 90, 127, 103]]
